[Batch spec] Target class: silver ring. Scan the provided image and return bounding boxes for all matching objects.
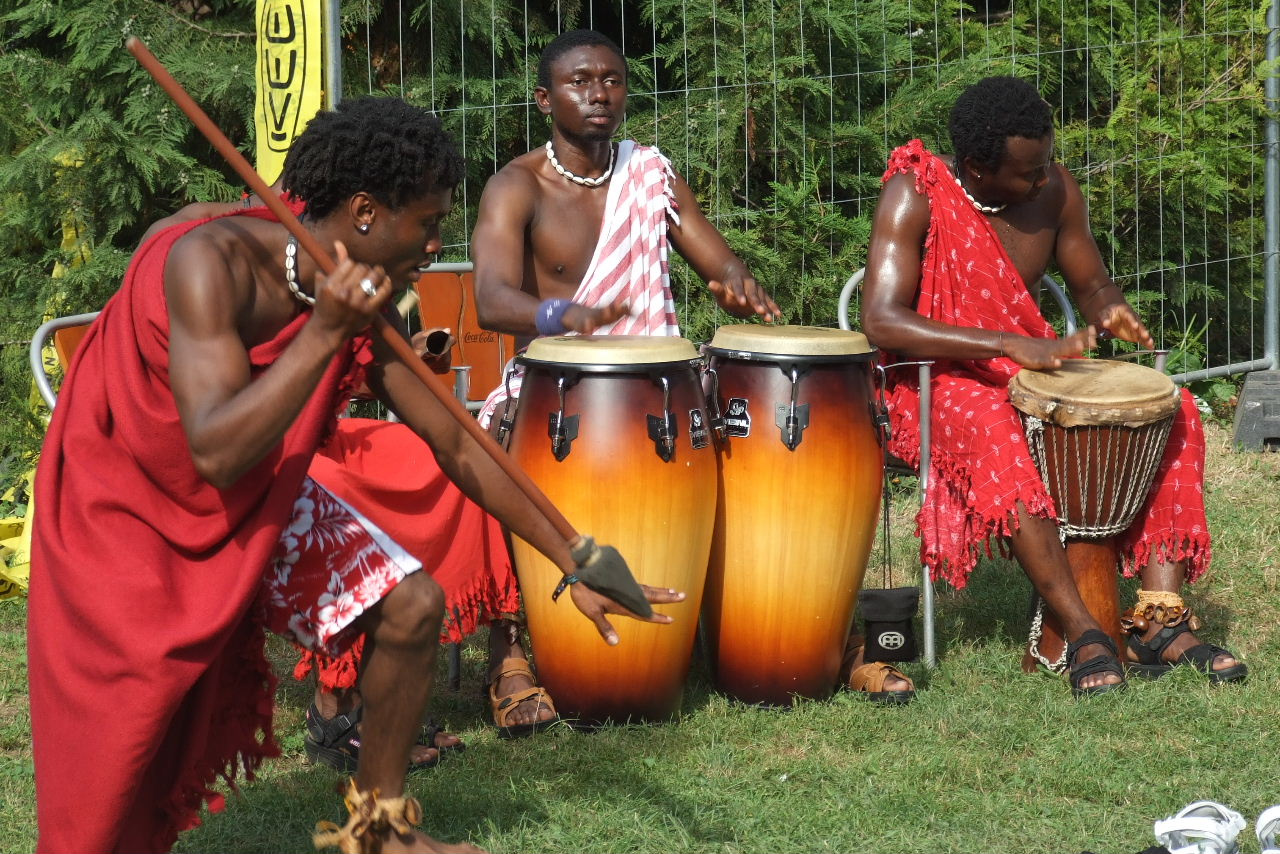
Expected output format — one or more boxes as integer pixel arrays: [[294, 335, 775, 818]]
[[359, 277, 377, 298]]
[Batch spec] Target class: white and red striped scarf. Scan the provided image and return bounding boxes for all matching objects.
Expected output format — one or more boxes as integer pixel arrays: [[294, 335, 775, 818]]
[[479, 140, 681, 425]]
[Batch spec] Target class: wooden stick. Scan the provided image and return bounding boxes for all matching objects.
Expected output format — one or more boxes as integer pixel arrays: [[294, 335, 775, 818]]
[[125, 36, 579, 543]]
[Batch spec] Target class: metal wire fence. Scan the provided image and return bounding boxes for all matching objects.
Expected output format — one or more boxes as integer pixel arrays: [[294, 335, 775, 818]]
[[347, 0, 1276, 380]]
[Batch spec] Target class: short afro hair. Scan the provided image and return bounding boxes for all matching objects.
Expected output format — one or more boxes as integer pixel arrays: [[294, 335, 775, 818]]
[[536, 29, 625, 90], [948, 76, 1053, 170], [281, 97, 464, 220]]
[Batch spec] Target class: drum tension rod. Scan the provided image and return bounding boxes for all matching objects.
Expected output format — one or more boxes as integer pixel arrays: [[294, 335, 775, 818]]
[[495, 362, 521, 446], [703, 361, 727, 441], [646, 374, 677, 462], [774, 365, 810, 451], [547, 374, 579, 461]]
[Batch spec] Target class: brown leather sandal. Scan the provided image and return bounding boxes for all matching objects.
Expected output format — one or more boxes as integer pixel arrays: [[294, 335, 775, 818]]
[[847, 661, 916, 704], [313, 778, 424, 853], [487, 656, 560, 739]]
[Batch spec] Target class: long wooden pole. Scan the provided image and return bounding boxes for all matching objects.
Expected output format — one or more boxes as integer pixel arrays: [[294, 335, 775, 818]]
[[125, 35, 579, 543]]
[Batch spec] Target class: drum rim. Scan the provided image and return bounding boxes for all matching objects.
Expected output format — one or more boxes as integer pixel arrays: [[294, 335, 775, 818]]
[[516, 355, 704, 374], [1008, 359, 1181, 426], [707, 323, 876, 357], [703, 346, 879, 364]]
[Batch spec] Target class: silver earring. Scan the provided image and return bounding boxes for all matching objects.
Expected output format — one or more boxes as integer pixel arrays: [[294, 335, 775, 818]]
[[358, 223, 370, 234]]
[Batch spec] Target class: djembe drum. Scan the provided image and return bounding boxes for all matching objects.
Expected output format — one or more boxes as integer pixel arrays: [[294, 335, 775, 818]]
[[701, 325, 883, 706], [1007, 359, 1181, 671], [505, 335, 717, 724]]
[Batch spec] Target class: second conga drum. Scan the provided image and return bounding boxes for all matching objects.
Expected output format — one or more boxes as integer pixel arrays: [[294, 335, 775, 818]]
[[506, 335, 717, 724], [703, 325, 883, 706]]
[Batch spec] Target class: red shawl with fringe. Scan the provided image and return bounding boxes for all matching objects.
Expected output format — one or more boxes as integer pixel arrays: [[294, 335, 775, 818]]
[[28, 209, 370, 853], [881, 140, 1210, 587]]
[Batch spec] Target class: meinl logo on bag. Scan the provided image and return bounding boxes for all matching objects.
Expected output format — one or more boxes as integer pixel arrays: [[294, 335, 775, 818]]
[[877, 631, 905, 650]]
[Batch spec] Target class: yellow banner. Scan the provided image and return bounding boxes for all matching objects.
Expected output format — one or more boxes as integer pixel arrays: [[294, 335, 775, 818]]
[[255, 0, 326, 185]]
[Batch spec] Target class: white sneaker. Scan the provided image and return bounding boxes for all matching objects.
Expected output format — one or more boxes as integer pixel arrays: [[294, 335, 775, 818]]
[[1257, 805, 1280, 854], [1154, 801, 1247, 854]]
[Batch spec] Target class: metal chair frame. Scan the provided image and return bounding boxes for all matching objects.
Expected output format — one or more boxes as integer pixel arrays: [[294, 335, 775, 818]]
[[837, 269, 1079, 668], [29, 311, 102, 410]]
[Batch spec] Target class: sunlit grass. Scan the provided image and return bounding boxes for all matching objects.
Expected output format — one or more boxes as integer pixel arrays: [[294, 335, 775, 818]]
[[2, 421, 1276, 853]]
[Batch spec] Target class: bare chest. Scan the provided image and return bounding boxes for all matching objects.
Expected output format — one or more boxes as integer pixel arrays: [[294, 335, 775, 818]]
[[526, 188, 610, 294], [983, 212, 1058, 288]]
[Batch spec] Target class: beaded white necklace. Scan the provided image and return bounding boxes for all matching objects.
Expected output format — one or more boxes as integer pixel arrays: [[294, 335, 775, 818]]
[[283, 233, 315, 306], [545, 140, 615, 187], [954, 173, 1007, 215]]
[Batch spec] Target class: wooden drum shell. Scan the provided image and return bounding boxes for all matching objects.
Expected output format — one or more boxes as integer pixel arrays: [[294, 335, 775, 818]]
[[507, 356, 716, 724], [703, 354, 883, 706]]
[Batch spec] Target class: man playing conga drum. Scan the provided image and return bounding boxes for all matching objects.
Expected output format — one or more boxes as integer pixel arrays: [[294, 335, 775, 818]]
[[861, 75, 1246, 696], [471, 29, 916, 703]]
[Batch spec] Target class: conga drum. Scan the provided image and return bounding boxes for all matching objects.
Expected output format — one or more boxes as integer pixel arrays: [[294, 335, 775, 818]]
[[702, 325, 883, 706], [1008, 359, 1181, 672], [505, 335, 717, 724]]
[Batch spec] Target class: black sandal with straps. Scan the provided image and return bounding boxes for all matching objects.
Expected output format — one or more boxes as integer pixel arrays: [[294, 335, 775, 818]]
[[1066, 629, 1128, 698], [1126, 621, 1248, 684], [304, 703, 462, 773]]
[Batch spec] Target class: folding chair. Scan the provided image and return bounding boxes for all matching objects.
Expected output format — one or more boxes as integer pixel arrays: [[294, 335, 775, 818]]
[[413, 262, 517, 412], [837, 268, 1081, 667], [29, 311, 101, 409]]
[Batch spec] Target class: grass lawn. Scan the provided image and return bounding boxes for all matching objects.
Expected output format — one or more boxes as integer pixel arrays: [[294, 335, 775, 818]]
[[1, 420, 1277, 853]]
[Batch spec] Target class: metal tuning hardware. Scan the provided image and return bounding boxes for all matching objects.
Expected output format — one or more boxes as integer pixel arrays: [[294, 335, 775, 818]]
[[774, 365, 810, 450], [702, 358, 727, 440], [646, 374, 677, 461], [872, 364, 892, 445], [495, 364, 520, 446], [547, 374, 579, 461]]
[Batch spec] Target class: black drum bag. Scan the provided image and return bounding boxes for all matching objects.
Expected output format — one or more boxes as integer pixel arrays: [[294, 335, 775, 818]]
[[858, 586, 920, 662]]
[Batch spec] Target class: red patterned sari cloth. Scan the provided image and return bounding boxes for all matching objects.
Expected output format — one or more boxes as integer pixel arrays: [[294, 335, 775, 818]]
[[880, 140, 1210, 589]]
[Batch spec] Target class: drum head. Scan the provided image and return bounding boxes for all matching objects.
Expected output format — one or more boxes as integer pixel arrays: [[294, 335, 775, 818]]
[[706, 324, 874, 360], [521, 335, 700, 366], [1008, 359, 1181, 427]]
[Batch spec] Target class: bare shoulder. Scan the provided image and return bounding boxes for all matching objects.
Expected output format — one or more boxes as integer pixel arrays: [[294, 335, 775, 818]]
[[873, 171, 931, 233], [475, 151, 547, 234], [481, 150, 544, 203], [164, 216, 265, 313], [1051, 162, 1086, 206]]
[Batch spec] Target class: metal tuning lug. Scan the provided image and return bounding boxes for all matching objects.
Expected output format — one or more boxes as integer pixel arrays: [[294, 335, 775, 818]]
[[775, 365, 810, 450], [647, 374, 677, 461], [547, 374, 578, 461], [703, 359, 726, 440]]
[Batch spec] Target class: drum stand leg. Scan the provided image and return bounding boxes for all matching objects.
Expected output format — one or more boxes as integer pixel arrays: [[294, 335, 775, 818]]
[[1021, 538, 1124, 674]]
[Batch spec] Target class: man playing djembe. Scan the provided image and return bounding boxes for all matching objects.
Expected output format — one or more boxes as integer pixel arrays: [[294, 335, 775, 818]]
[[860, 75, 1246, 696]]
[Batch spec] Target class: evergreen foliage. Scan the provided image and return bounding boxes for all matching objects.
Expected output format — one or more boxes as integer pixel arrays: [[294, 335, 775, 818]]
[[0, 0, 1268, 493]]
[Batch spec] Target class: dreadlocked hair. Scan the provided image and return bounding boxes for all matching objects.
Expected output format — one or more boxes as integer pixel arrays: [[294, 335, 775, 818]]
[[537, 29, 625, 90], [281, 97, 464, 220], [948, 76, 1053, 170]]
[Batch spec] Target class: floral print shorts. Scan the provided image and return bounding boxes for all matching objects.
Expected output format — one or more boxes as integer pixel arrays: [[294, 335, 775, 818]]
[[259, 476, 421, 655]]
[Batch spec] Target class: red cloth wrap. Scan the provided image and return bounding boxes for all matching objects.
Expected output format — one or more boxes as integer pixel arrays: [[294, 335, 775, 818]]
[[28, 208, 370, 853], [297, 418, 520, 691], [881, 140, 1211, 588]]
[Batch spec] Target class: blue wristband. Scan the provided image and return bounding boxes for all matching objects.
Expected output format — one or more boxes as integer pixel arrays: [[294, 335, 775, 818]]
[[536, 298, 573, 336]]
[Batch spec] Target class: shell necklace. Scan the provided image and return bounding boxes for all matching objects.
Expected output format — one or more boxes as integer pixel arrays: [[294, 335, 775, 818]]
[[545, 140, 615, 187], [955, 173, 1007, 215]]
